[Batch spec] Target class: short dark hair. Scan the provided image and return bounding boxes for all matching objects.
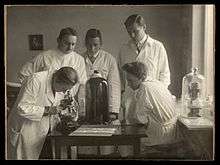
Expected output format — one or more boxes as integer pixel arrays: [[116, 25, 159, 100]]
[[122, 62, 148, 80], [54, 67, 78, 86], [85, 28, 102, 45], [58, 27, 78, 40], [124, 14, 146, 29]]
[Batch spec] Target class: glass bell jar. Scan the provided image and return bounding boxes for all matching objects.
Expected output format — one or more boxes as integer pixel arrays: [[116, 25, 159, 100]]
[[181, 67, 206, 117], [85, 70, 109, 124]]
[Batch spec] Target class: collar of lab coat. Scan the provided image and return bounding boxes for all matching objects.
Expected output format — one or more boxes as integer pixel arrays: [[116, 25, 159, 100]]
[[128, 34, 153, 47], [89, 50, 100, 58], [84, 50, 101, 64], [143, 35, 154, 46], [55, 47, 74, 59], [138, 33, 147, 45]]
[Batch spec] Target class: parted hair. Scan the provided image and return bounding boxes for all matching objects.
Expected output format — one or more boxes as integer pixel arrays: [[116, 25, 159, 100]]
[[58, 27, 78, 40], [54, 67, 78, 86], [122, 62, 148, 81], [124, 14, 146, 29], [85, 28, 102, 45]]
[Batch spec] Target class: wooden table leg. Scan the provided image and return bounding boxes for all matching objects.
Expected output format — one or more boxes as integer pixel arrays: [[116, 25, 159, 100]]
[[51, 138, 56, 159], [133, 138, 141, 158], [70, 146, 77, 159], [97, 146, 101, 157], [60, 146, 68, 159], [55, 139, 61, 159], [53, 141, 71, 159]]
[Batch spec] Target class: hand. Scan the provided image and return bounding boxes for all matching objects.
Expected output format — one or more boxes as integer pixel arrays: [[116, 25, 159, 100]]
[[109, 113, 118, 121], [110, 119, 121, 125], [106, 113, 119, 125]]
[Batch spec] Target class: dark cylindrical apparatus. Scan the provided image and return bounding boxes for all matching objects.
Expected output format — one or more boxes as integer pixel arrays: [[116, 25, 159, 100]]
[[85, 70, 109, 124]]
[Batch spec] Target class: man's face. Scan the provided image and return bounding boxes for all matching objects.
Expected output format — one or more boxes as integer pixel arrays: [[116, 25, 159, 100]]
[[86, 37, 101, 56], [125, 72, 142, 90], [126, 23, 146, 42], [53, 81, 73, 93], [58, 34, 77, 54]]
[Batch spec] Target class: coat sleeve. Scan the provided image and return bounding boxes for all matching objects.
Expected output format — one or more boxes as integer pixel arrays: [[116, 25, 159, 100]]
[[158, 44, 171, 88], [18, 61, 33, 84], [18, 53, 46, 83], [71, 58, 88, 116], [107, 57, 121, 113], [117, 47, 126, 93], [77, 58, 88, 85], [133, 88, 153, 125], [16, 75, 45, 121]]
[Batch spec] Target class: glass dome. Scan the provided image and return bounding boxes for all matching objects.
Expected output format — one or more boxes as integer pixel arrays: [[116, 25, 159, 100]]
[[181, 67, 206, 117], [85, 70, 109, 124]]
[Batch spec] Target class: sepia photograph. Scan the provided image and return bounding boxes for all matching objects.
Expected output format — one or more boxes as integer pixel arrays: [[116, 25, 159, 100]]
[[5, 5, 215, 160]]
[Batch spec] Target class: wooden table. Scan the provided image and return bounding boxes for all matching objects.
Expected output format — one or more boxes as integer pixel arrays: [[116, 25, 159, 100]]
[[48, 124, 147, 159], [177, 116, 214, 160]]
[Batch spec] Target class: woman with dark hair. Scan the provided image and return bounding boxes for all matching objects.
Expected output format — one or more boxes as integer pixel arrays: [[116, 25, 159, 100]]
[[119, 62, 177, 157], [7, 67, 78, 159]]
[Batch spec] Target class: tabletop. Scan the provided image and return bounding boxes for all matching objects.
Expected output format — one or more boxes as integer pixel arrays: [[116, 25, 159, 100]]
[[177, 116, 214, 131], [48, 124, 148, 159], [48, 124, 147, 138]]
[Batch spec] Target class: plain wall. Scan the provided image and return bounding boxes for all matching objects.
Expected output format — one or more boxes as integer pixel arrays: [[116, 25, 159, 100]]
[[6, 5, 192, 98]]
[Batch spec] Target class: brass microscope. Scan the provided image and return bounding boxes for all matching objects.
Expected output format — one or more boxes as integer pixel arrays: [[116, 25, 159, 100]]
[[56, 90, 80, 135]]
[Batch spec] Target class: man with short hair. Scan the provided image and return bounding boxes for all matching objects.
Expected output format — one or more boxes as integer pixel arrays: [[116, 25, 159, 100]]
[[118, 14, 170, 89]]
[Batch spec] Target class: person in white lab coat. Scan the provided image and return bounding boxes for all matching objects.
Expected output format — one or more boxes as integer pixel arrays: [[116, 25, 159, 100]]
[[7, 67, 79, 160], [119, 62, 177, 157], [118, 14, 171, 123], [118, 14, 170, 89], [18, 27, 87, 115], [78, 29, 121, 156]]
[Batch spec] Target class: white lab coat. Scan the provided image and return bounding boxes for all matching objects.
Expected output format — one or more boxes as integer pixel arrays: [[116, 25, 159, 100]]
[[118, 35, 171, 122], [18, 48, 87, 97], [78, 50, 121, 155], [118, 35, 170, 90], [7, 70, 65, 159], [83, 49, 121, 113], [130, 77, 177, 145], [119, 77, 177, 157]]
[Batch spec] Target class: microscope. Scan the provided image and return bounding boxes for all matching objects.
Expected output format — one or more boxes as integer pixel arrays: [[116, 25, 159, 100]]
[[56, 90, 80, 135]]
